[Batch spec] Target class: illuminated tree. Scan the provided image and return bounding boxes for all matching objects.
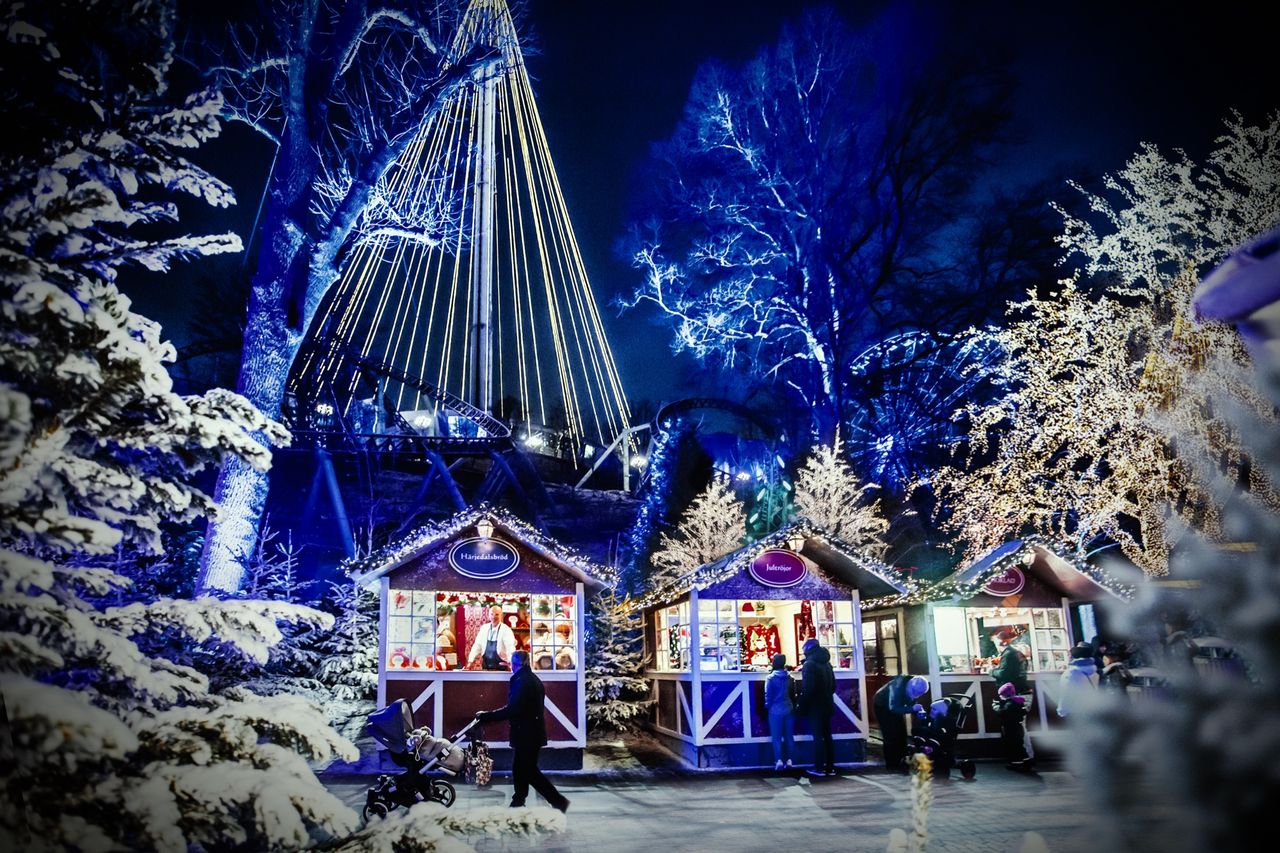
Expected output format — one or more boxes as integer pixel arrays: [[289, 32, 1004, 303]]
[[197, 0, 501, 593], [621, 4, 1011, 439], [584, 589, 652, 734], [940, 114, 1280, 573], [793, 434, 890, 557], [0, 3, 355, 847], [648, 478, 746, 593], [1067, 365, 1280, 853]]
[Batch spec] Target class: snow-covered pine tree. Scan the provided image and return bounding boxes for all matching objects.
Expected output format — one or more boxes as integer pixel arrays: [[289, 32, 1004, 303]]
[[1066, 362, 1280, 853], [0, 2, 358, 848], [584, 590, 652, 735], [793, 434, 891, 557], [648, 477, 746, 595]]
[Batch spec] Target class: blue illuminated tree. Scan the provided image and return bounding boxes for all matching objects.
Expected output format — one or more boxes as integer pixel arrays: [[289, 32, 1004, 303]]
[[196, 0, 502, 592], [622, 4, 1013, 441]]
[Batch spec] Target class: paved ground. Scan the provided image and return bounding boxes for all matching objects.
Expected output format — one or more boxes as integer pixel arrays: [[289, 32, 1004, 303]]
[[323, 755, 1164, 853]]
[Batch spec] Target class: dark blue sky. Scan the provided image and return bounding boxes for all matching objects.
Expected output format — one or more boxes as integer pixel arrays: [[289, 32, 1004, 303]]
[[136, 1, 1274, 411], [521, 0, 1274, 406]]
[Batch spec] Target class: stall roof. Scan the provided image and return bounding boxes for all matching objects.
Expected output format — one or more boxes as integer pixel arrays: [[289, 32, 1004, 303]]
[[862, 537, 1138, 610], [344, 505, 613, 592], [638, 518, 914, 610]]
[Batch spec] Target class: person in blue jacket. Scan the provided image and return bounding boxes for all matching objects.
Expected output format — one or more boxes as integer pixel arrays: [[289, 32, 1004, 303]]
[[873, 674, 929, 771], [764, 653, 795, 770]]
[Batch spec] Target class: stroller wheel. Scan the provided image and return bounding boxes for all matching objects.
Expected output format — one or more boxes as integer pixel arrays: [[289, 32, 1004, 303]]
[[959, 759, 976, 780], [363, 800, 390, 822], [430, 779, 457, 808]]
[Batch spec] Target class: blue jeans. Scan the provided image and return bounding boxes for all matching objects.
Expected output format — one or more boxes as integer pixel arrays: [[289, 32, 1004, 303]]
[[769, 710, 794, 765]]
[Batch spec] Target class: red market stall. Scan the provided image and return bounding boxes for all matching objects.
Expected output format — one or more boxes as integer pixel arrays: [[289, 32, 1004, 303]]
[[640, 521, 912, 769], [861, 538, 1136, 757], [348, 507, 611, 770]]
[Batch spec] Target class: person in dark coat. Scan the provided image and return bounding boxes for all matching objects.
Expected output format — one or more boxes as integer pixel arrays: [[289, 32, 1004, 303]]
[[474, 650, 569, 812], [874, 674, 929, 772], [1096, 641, 1134, 693], [989, 629, 1034, 768], [992, 681, 1031, 770], [798, 638, 836, 776]]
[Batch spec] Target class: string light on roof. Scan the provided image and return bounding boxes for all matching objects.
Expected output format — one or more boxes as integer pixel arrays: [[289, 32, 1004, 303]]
[[291, 0, 632, 453]]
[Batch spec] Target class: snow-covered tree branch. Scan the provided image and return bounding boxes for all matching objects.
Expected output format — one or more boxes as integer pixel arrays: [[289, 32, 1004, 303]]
[[197, 0, 506, 592]]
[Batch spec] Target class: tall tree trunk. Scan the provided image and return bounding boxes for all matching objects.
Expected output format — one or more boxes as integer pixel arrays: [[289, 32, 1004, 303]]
[[197, 203, 308, 593]]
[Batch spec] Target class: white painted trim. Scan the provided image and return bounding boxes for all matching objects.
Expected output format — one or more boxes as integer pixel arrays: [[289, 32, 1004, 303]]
[[697, 680, 746, 740], [689, 587, 703, 746], [676, 680, 695, 739], [384, 670, 578, 682], [544, 692, 583, 743], [924, 602, 942, 696], [377, 577, 389, 710], [575, 582, 586, 747], [851, 588, 869, 736], [702, 733, 860, 745], [651, 722, 696, 744]]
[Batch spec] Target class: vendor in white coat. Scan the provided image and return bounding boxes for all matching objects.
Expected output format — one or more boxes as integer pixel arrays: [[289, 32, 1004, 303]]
[[467, 605, 518, 671]]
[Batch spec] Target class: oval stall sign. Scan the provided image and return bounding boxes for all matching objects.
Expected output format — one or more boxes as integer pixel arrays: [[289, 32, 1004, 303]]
[[448, 537, 520, 580], [749, 549, 808, 588], [982, 566, 1026, 596]]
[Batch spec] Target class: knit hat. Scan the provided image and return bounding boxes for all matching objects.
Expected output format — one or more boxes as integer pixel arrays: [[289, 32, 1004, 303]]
[[929, 699, 949, 718], [1070, 642, 1094, 659], [771, 653, 787, 670], [997, 682, 1018, 699], [906, 675, 929, 699], [802, 638, 821, 654]]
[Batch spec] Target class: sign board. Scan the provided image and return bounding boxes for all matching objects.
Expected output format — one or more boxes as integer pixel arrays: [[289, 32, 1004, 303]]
[[748, 549, 808, 588], [448, 537, 520, 580], [982, 566, 1026, 596]]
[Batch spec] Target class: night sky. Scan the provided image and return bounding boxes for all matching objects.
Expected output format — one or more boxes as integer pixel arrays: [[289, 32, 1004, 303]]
[[138, 0, 1275, 409]]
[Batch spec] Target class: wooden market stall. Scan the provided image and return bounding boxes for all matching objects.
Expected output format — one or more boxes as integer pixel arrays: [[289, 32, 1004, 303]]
[[861, 538, 1136, 757], [348, 507, 611, 770], [640, 520, 911, 769]]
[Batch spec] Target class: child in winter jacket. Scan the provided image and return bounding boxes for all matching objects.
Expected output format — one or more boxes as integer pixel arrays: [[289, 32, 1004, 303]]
[[1056, 642, 1100, 717], [764, 653, 795, 770], [992, 681, 1031, 769]]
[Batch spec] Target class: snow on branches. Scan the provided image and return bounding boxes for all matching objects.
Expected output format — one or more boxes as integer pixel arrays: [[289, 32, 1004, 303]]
[[933, 113, 1280, 574], [648, 478, 746, 593], [585, 590, 653, 735], [1056, 110, 1280, 294], [793, 434, 890, 558], [1065, 365, 1280, 853]]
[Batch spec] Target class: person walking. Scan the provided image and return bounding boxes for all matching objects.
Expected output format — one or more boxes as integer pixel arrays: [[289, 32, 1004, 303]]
[[798, 637, 836, 777], [873, 674, 929, 772], [474, 650, 569, 812], [467, 605, 517, 671], [1056, 642, 1100, 717], [764, 653, 796, 770]]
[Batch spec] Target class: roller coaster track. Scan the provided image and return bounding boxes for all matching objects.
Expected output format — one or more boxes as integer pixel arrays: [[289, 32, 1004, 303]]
[[291, 340, 510, 453]]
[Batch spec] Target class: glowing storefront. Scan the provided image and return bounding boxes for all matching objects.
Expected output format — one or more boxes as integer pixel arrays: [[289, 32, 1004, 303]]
[[348, 507, 610, 770], [642, 522, 911, 768]]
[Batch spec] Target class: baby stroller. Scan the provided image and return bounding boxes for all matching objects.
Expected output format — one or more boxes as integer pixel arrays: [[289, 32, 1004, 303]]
[[362, 699, 486, 820], [907, 694, 976, 781]]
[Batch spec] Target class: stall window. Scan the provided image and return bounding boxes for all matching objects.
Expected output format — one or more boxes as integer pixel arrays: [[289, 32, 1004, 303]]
[[862, 614, 901, 676], [932, 605, 1074, 673], [697, 599, 740, 671], [530, 594, 578, 671], [387, 588, 437, 670], [812, 599, 858, 670], [655, 602, 691, 671]]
